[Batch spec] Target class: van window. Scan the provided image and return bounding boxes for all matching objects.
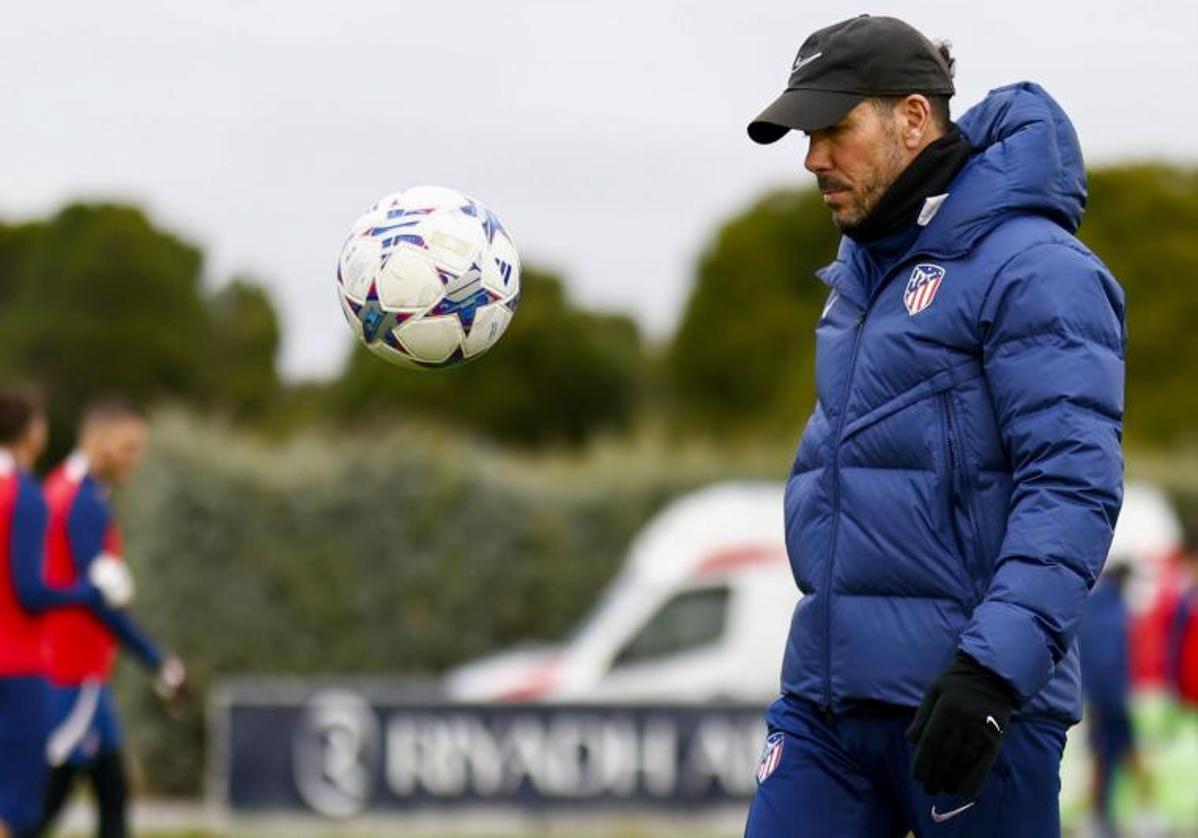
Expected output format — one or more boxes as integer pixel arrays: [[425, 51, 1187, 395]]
[[611, 586, 730, 669]]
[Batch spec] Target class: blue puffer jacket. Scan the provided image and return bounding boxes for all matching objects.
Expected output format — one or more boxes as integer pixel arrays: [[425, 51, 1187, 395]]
[[775, 83, 1125, 725]]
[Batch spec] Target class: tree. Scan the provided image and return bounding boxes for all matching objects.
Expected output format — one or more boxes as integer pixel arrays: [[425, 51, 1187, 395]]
[[206, 278, 281, 418], [0, 204, 211, 455], [0, 220, 54, 380], [665, 188, 839, 434], [332, 268, 644, 445], [1078, 165, 1198, 448], [0, 221, 41, 315]]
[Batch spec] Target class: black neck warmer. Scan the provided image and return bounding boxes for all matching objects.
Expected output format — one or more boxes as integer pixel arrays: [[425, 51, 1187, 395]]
[[844, 125, 974, 244]]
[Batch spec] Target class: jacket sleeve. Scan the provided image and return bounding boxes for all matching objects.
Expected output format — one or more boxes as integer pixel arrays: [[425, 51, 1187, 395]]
[[66, 485, 107, 577], [68, 484, 164, 670], [958, 241, 1126, 704], [99, 608, 165, 670]]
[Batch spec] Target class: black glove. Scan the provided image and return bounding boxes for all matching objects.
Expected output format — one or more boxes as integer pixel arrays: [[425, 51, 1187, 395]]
[[906, 651, 1018, 797]]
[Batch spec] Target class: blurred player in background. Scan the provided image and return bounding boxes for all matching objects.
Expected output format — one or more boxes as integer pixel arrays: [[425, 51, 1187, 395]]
[[1168, 536, 1198, 708], [1079, 554, 1152, 837], [0, 389, 114, 838], [38, 399, 185, 838]]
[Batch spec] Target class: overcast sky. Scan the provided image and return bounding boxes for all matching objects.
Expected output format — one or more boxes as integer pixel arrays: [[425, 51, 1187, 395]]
[[2, 1, 1195, 378]]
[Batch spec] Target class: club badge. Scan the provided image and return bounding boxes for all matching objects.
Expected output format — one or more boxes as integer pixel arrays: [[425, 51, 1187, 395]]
[[756, 731, 785, 784], [904, 263, 946, 316]]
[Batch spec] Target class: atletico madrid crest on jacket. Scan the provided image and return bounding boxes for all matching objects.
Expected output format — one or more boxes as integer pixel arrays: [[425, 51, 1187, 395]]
[[904, 263, 945, 315]]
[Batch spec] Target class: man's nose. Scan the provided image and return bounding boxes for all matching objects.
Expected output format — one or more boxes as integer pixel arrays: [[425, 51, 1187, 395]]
[[805, 136, 831, 174]]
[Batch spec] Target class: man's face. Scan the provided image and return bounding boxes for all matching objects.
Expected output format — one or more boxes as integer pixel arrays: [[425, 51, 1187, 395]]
[[804, 100, 908, 231], [93, 418, 147, 486]]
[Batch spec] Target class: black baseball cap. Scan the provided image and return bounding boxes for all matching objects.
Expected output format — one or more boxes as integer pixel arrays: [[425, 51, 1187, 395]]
[[748, 15, 955, 144]]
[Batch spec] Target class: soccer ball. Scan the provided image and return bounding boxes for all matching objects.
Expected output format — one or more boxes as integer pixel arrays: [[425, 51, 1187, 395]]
[[336, 185, 521, 369]]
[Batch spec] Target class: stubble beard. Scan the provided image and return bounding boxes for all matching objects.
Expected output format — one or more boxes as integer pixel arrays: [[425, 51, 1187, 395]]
[[829, 135, 906, 232]]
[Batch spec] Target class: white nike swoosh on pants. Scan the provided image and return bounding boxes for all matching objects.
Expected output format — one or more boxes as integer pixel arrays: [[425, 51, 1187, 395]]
[[930, 801, 976, 823]]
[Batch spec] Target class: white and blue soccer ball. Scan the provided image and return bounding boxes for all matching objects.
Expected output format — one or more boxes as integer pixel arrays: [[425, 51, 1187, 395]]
[[336, 185, 521, 369]]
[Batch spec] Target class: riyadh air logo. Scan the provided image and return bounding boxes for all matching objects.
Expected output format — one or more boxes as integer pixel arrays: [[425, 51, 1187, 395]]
[[293, 690, 379, 818], [904, 263, 946, 316], [756, 732, 785, 783]]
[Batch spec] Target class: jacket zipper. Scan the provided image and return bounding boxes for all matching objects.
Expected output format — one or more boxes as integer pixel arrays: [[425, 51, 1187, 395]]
[[816, 250, 940, 714], [941, 392, 959, 482], [822, 308, 867, 713]]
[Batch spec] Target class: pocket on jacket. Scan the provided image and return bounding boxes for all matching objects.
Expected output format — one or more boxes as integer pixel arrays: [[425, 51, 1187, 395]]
[[937, 390, 985, 601]]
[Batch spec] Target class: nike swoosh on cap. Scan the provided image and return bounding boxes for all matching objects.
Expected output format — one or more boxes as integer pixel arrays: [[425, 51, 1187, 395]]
[[791, 51, 822, 72], [930, 801, 976, 823], [985, 715, 1003, 735]]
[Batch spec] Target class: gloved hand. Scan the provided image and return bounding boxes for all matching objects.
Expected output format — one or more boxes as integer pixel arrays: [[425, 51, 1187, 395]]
[[906, 651, 1018, 797], [88, 553, 135, 608], [156, 655, 187, 701], [155, 655, 189, 719]]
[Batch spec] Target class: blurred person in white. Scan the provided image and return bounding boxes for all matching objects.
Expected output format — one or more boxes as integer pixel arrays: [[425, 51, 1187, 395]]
[[37, 399, 186, 838]]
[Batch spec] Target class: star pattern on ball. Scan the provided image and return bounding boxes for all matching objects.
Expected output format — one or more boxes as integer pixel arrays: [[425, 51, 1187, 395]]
[[481, 209, 506, 244], [431, 263, 503, 333], [346, 282, 413, 345]]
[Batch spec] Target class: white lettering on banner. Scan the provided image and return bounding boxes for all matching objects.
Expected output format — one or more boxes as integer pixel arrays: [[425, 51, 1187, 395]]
[[260, 691, 785, 815], [387, 715, 501, 796], [640, 718, 680, 797], [500, 715, 549, 794], [381, 711, 762, 800], [542, 717, 607, 797], [458, 716, 505, 794]]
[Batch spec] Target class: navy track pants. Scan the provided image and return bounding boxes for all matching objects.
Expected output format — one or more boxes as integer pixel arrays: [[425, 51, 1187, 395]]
[[745, 697, 1067, 837]]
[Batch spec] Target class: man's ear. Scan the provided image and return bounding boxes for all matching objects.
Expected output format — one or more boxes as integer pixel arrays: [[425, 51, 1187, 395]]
[[900, 94, 935, 149]]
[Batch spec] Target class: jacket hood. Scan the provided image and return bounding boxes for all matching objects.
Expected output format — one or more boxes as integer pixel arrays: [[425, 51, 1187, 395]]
[[924, 82, 1088, 250]]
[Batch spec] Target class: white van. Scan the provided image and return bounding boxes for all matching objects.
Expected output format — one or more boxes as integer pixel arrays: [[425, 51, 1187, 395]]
[[446, 482, 794, 703], [445, 481, 1180, 704]]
